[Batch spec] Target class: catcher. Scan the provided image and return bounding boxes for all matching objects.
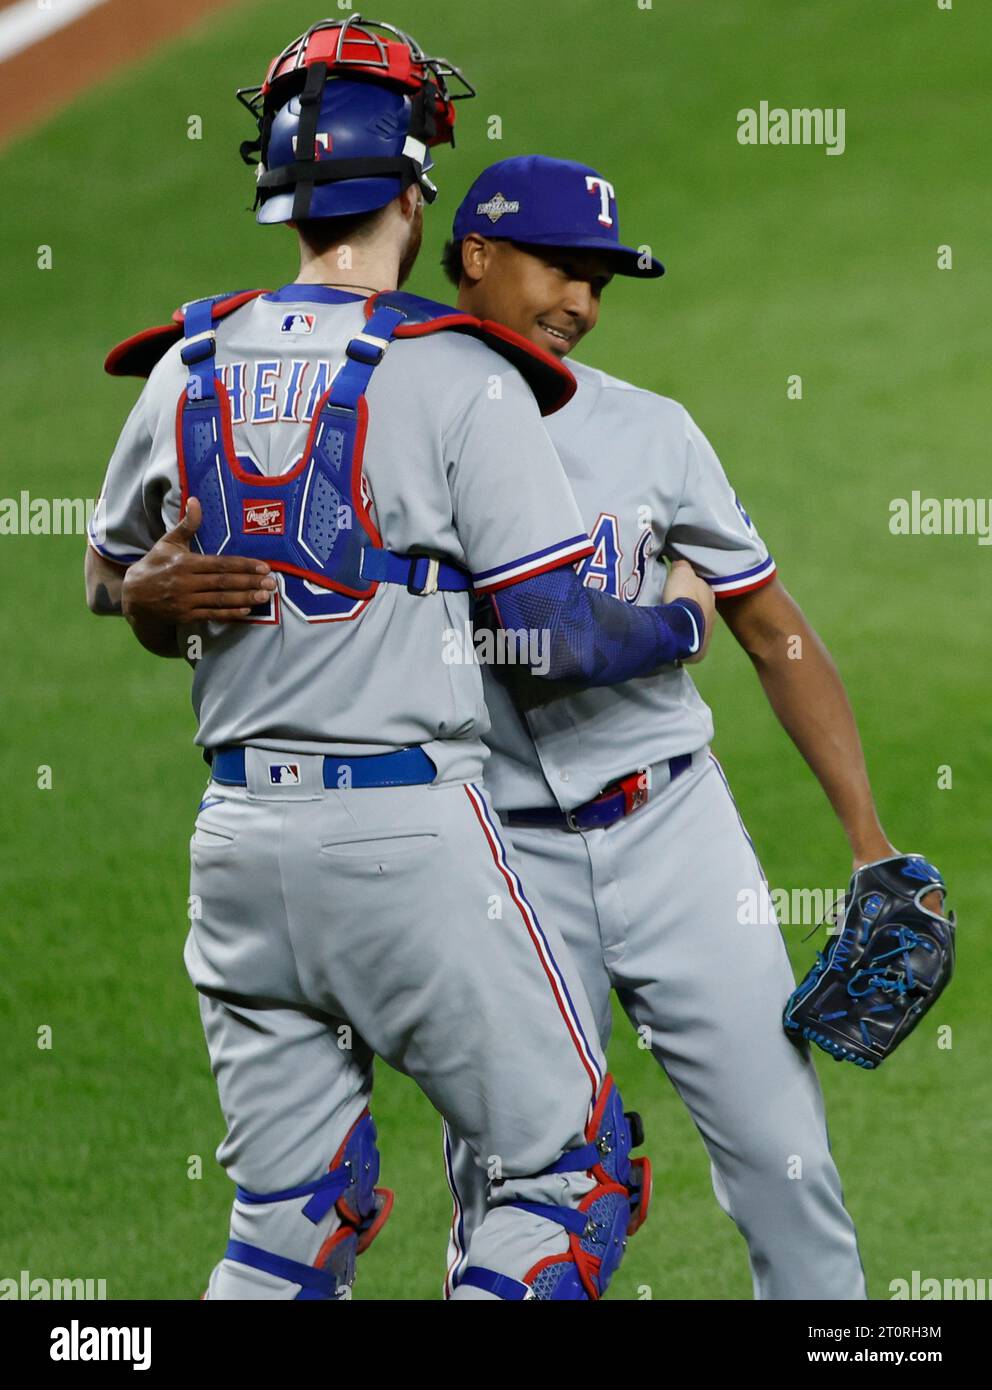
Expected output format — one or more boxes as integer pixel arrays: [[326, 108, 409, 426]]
[[81, 23, 710, 1301]]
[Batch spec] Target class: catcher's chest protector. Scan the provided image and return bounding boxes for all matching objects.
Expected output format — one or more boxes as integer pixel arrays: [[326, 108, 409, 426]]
[[104, 288, 572, 606], [178, 291, 453, 603]]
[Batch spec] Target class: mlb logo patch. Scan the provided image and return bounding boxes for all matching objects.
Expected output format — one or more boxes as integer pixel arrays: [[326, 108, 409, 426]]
[[243, 500, 285, 535], [269, 764, 301, 786], [281, 313, 315, 335]]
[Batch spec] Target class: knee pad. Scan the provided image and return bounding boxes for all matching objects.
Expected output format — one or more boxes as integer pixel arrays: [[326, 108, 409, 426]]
[[312, 1108, 394, 1290], [460, 1075, 652, 1301], [218, 1108, 394, 1301]]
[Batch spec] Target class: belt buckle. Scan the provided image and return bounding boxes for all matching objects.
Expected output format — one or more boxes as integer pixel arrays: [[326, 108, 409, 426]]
[[564, 809, 583, 833], [629, 766, 651, 813], [407, 556, 439, 596], [610, 767, 651, 817]]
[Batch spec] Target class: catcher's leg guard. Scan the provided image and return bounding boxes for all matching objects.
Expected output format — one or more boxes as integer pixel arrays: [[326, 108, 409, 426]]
[[458, 1075, 651, 1301], [215, 1109, 393, 1300]]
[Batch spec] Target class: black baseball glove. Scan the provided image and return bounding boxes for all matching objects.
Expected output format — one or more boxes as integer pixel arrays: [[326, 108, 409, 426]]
[[783, 854, 955, 1068]]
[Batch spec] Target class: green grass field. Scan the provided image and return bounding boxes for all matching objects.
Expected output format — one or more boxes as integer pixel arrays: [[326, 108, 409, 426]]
[[2, 0, 989, 1300]]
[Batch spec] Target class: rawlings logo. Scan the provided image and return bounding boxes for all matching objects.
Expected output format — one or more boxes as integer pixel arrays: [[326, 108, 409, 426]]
[[243, 500, 285, 535], [476, 192, 520, 224]]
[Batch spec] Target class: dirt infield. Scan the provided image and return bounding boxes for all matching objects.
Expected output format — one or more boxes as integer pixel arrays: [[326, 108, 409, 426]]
[[0, 0, 244, 148]]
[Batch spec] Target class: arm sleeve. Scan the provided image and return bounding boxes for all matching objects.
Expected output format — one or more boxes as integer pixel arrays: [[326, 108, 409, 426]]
[[446, 364, 594, 589], [491, 564, 705, 685], [665, 411, 776, 597]]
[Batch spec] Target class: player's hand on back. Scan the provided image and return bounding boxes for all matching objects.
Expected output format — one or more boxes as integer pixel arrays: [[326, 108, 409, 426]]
[[121, 497, 278, 625], [662, 558, 716, 664]]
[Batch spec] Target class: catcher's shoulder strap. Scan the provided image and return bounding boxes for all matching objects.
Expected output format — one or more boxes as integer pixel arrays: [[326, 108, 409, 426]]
[[365, 290, 576, 417], [104, 289, 267, 378], [105, 287, 577, 416]]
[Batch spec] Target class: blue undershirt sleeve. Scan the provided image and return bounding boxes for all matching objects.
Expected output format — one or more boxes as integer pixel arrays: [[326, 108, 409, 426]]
[[490, 564, 704, 685]]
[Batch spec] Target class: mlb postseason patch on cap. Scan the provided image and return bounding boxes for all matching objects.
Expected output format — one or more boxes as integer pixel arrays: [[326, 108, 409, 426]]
[[475, 191, 520, 224], [269, 764, 301, 785], [281, 312, 315, 334]]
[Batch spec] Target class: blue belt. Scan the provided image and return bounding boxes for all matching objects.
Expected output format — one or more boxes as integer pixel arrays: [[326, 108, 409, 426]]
[[209, 745, 437, 789], [505, 754, 693, 833]]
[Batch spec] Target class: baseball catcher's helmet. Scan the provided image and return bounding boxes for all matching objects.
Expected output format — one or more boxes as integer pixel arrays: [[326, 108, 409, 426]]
[[236, 13, 475, 224]]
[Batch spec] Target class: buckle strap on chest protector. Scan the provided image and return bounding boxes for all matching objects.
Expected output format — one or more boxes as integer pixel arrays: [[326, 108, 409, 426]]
[[358, 550, 470, 595], [180, 297, 221, 402], [332, 301, 470, 593]]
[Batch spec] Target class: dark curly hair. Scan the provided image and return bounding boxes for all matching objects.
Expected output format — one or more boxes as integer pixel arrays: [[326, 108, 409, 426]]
[[440, 238, 464, 287]]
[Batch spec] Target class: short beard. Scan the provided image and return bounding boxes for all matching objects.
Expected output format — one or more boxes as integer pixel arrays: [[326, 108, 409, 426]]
[[397, 198, 424, 288]]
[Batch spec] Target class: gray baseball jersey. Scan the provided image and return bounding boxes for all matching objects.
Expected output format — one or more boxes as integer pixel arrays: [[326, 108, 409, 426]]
[[90, 287, 592, 781], [480, 359, 776, 812], [443, 361, 865, 1300]]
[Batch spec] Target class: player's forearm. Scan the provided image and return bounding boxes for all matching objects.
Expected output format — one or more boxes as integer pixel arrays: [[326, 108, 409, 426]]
[[123, 609, 183, 658], [492, 565, 704, 684], [121, 573, 181, 658], [85, 547, 125, 615], [86, 545, 182, 656], [723, 583, 891, 861], [755, 644, 888, 858]]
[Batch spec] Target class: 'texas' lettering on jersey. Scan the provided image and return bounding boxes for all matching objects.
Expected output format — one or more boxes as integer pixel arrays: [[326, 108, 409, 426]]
[[216, 359, 337, 425], [576, 512, 655, 603]]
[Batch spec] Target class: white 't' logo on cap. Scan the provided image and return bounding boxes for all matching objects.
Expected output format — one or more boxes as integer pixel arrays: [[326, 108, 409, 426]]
[[585, 176, 616, 227]]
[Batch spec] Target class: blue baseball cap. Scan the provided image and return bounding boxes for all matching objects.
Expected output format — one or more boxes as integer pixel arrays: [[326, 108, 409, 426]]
[[452, 154, 664, 278]]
